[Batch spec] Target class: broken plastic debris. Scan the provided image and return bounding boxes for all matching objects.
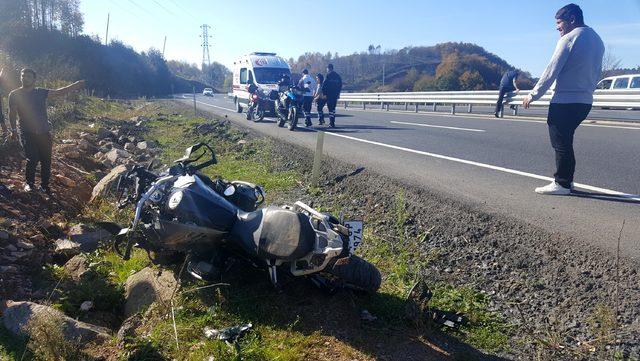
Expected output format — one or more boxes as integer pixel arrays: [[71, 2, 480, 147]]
[[204, 323, 252, 343]]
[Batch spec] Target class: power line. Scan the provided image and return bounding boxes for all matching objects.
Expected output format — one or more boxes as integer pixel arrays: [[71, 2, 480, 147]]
[[151, 0, 176, 16], [166, 0, 199, 21]]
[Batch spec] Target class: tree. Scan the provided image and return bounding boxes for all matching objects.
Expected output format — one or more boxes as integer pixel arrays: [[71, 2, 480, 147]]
[[601, 46, 622, 78], [459, 70, 484, 90]]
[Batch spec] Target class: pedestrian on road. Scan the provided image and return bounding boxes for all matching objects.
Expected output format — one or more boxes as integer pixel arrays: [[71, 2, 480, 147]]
[[314, 73, 326, 125], [494, 69, 520, 117], [298, 69, 317, 127], [523, 4, 604, 196], [322, 64, 342, 128], [8, 68, 85, 193]]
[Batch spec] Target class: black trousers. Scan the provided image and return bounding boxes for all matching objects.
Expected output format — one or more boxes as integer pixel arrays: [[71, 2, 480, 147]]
[[546, 103, 592, 188], [302, 96, 313, 117], [326, 96, 338, 116], [494, 87, 514, 114], [21, 132, 53, 187], [316, 98, 326, 119]]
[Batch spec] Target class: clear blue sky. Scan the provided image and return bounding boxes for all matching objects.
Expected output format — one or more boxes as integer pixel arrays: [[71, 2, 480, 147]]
[[80, 0, 640, 76]]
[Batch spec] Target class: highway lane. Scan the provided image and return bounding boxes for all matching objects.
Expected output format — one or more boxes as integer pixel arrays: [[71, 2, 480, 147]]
[[180, 94, 640, 260], [360, 103, 640, 122]]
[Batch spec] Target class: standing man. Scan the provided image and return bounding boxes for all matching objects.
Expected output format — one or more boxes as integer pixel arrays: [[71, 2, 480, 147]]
[[322, 64, 342, 128], [8, 68, 85, 193], [0, 68, 7, 140], [523, 4, 604, 195], [494, 69, 520, 117], [298, 69, 317, 127]]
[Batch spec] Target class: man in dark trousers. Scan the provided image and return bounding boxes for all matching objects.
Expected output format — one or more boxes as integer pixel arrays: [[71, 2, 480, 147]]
[[494, 69, 520, 117], [0, 68, 7, 140], [322, 64, 342, 128], [8, 68, 85, 193], [523, 4, 604, 195]]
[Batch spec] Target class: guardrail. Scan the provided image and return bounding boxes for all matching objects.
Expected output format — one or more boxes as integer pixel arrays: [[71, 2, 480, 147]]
[[338, 89, 640, 116]]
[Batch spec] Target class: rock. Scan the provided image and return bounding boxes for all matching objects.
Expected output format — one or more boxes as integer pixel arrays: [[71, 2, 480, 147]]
[[0, 230, 10, 240], [55, 174, 76, 188], [80, 301, 94, 312], [62, 139, 75, 144], [6, 244, 17, 252], [124, 142, 136, 152], [105, 149, 131, 164], [78, 139, 93, 151], [91, 164, 128, 201], [0, 265, 17, 273], [136, 141, 156, 150], [55, 224, 111, 255], [64, 254, 89, 281], [97, 128, 112, 140], [2, 301, 110, 342], [116, 314, 142, 344], [237, 140, 247, 145], [124, 267, 178, 317]]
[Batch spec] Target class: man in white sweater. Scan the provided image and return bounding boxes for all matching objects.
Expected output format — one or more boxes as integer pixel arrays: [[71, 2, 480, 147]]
[[523, 3, 604, 195]]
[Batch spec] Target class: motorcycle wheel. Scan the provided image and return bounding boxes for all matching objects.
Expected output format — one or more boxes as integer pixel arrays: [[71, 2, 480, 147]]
[[246, 106, 254, 121], [256, 108, 265, 122], [288, 108, 297, 131], [326, 255, 381, 293]]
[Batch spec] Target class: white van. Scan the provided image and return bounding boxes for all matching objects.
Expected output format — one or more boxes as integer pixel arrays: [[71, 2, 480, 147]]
[[232, 52, 291, 113], [596, 74, 640, 90]]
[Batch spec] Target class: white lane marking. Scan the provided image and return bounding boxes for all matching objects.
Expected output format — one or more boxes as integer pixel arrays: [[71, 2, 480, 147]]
[[322, 131, 640, 201], [343, 108, 640, 130], [181, 94, 236, 112], [390, 121, 485, 132]]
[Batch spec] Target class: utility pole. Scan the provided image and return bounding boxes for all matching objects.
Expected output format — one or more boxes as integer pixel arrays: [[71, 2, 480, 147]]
[[105, 13, 110, 46], [200, 24, 212, 69], [162, 35, 167, 57]]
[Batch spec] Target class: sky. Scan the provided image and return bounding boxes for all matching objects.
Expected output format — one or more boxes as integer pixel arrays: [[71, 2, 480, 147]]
[[79, 0, 640, 76]]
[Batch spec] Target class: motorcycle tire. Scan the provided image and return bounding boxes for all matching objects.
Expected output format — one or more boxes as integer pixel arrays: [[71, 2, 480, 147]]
[[288, 108, 297, 131], [326, 255, 381, 293], [256, 109, 265, 122], [246, 107, 253, 121]]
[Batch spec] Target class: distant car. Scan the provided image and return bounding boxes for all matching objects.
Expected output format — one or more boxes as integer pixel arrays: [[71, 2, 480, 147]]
[[596, 74, 640, 110], [596, 74, 640, 90], [202, 88, 214, 97]]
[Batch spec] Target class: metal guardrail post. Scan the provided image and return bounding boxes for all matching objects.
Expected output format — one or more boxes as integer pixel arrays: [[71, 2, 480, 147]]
[[363, 102, 366, 110], [468, 104, 473, 113], [415, 104, 419, 113], [433, 103, 437, 112], [311, 132, 325, 187], [405, 103, 409, 111], [344, 101, 348, 109], [380, 102, 384, 110], [451, 104, 456, 115], [386, 103, 390, 111], [512, 105, 518, 116]]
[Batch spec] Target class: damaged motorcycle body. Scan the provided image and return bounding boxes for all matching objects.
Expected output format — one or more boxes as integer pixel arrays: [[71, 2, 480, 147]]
[[112, 143, 381, 293]]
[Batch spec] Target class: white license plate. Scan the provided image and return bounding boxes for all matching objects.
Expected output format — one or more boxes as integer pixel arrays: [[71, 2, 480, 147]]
[[344, 221, 363, 254]]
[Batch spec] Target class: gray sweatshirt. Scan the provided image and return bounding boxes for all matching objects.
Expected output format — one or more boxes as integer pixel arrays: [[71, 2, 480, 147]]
[[529, 26, 604, 104]]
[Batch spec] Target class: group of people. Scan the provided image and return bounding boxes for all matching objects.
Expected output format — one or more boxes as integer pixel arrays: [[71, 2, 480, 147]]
[[296, 64, 343, 128], [0, 67, 84, 194]]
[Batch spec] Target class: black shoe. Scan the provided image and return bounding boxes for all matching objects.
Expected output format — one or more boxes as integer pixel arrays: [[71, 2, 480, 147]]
[[318, 116, 325, 125], [329, 117, 335, 128], [24, 183, 35, 192], [38, 185, 52, 195], [494, 113, 500, 118]]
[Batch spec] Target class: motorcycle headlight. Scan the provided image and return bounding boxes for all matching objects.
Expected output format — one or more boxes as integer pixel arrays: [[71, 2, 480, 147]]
[[168, 191, 183, 210]]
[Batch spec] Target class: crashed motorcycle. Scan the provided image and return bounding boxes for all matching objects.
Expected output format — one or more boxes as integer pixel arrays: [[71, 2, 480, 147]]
[[107, 143, 381, 292], [246, 85, 268, 122]]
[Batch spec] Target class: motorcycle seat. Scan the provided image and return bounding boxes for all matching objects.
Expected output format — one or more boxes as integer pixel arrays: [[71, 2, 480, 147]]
[[231, 206, 315, 261]]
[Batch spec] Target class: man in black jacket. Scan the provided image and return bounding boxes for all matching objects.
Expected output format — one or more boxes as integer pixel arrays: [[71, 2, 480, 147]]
[[0, 68, 7, 139], [322, 64, 342, 127]]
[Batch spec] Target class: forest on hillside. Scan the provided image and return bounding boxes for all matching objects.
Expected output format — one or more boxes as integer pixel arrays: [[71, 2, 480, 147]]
[[0, 0, 231, 97]]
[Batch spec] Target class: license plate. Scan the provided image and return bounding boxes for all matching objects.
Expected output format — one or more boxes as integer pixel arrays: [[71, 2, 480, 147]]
[[344, 221, 363, 254]]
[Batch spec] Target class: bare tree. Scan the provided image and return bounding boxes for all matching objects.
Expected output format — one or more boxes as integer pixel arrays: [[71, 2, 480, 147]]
[[602, 46, 622, 78]]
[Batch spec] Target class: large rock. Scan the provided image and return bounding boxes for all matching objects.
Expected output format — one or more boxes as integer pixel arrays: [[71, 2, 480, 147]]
[[124, 267, 178, 317], [2, 301, 110, 342], [136, 141, 157, 151], [105, 148, 131, 165], [63, 254, 89, 282], [55, 224, 111, 255], [97, 128, 113, 140], [90, 164, 128, 201]]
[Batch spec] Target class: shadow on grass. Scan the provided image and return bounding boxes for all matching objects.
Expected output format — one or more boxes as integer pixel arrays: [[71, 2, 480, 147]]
[[190, 264, 510, 361]]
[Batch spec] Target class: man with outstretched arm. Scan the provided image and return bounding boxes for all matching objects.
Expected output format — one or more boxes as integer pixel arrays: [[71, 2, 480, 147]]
[[523, 4, 604, 196], [8, 68, 85, 193]]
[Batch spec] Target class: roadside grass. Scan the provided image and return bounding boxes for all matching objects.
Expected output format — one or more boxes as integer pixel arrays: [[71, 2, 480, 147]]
[[0, 325, 29, 361]]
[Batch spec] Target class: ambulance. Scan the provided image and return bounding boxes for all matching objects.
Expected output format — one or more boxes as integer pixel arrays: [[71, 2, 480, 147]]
[[232, 52, 291, 113]]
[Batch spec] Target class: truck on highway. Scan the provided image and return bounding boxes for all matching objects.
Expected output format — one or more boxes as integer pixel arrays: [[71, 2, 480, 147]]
[[232, 52, 291, 113]]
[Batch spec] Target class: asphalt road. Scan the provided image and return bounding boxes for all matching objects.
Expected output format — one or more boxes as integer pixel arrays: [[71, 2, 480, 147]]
[[180, 94, 640, 260]]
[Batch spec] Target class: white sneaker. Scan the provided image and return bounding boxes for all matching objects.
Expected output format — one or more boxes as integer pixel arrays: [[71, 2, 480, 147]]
[[534, 181, 571, 195]]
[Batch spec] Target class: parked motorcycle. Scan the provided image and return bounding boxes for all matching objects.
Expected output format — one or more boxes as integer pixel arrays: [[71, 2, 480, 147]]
[[246, 86, 268, 122], [273, 85, 304, 131], [107, 143, 381, 292]]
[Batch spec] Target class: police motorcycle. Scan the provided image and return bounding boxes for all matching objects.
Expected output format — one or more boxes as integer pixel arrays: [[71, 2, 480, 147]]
[[271, 76, 305, 131], [245, 82, 268, 122], [106, 143, 381, 292]]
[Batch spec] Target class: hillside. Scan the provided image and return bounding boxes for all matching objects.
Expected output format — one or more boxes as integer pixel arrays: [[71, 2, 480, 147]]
[[290, 43, 536, 92]]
